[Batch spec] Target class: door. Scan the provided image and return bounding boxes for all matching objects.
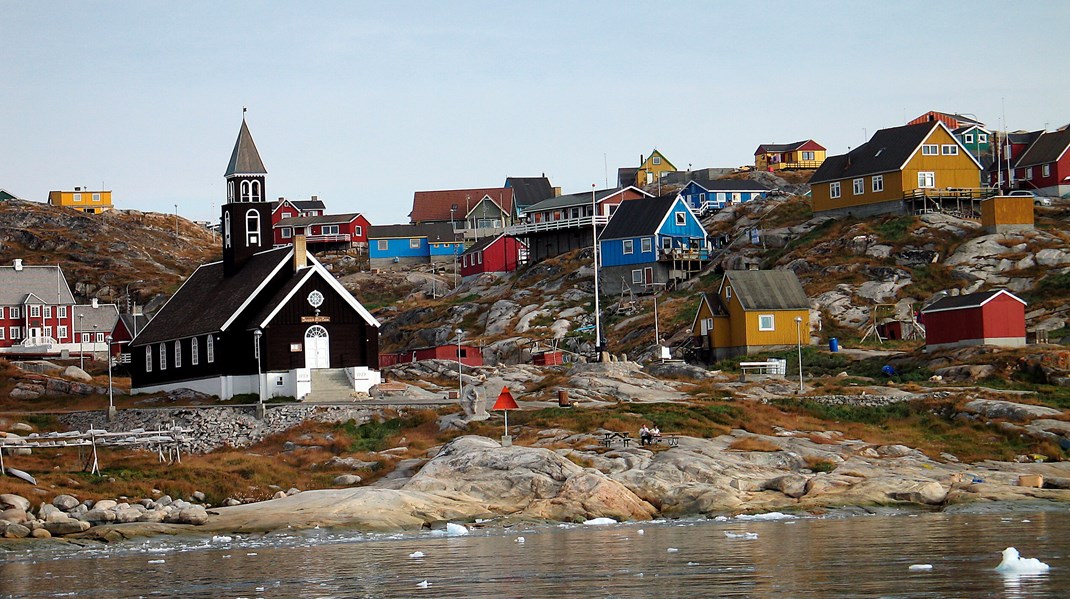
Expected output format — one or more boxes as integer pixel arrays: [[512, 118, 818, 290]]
[[304, 325, 330, 369]]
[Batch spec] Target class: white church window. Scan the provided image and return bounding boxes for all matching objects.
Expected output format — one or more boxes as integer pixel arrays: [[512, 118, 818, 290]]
[[246, 210, 260, 246]]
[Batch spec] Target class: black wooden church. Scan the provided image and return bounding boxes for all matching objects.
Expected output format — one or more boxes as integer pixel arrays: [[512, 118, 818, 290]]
[[130, 118, 380, 399]]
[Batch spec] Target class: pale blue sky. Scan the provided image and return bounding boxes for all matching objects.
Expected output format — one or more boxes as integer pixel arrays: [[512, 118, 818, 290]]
[[3, 1, 1068, 224]]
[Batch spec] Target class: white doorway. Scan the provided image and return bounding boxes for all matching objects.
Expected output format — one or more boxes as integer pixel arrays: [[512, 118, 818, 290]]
[[304, 325, 330, 369]]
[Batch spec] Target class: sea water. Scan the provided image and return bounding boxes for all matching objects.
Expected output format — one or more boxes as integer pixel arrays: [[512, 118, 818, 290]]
[[2, 507, 1068, 598]]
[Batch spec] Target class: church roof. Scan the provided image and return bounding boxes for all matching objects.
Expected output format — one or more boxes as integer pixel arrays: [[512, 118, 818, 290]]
[[225, 119, 267, 176]]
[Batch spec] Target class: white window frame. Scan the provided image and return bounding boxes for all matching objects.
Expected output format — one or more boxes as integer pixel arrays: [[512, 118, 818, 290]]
[[852, 178, 864, 195], [281, 227, 292, 239], [95, 332, 104, 343], [922, 144, 938, 155], [0, 307, 4, 319], [979, 134, 988, 143], [10, 327, 20, 340], [10, 306, 18, 319], [802, 151, 815, 161], [0, 328, 4, 340], [631, 269, 643, 284], [58, 325, 67, 339], [652, 156, 662, 165], [159, 344, 167, 370], [872, 174, 884, 192], [224, 212, 232, 248], [964, 134, 973, 143], [92, 193, 101, 202], [641, 237, 652, 253], [174, 340, 181, 368], [918, 172, 935, 189], [941, 144, 958, 155], [73, 193, 82, 202], [322, 225, 339, 235], [622, 239, 634, 255], [146, 346, 152, 372], [58, 306, 67, 318], [409, 238, 421, 249], [758, 314, 775, 331], [29, 305, 40, 318], [377, 239, 388, 251], [662, 236, 673, 250], [354, 225, 362, 236], [191, 337, 199, 366], [245, 209, 260, 247], [81, 333, 91, 343], [44, 326, 52, 337], [207, 335, 215, 363], [830, 182, 841, 199], [1042, 164, 1051, 178], [1024, 167, 1033, 180], [725, 286, 732, 300], [44, 306, 52, 318], [675, 212, 686, 226]]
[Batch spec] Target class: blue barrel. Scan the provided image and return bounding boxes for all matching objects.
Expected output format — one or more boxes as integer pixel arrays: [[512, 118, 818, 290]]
[[829, 338, 839, 352]]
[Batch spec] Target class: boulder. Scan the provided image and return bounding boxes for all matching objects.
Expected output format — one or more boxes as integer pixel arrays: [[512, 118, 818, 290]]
[[30, 528, 51, 539], [84, 509, 117, 523], [9, 387, 41, 400], [0, 508, 29, 524], [62, 366, 93, 382], [334, 474, 363, 486], [0, 493, 30, 512], [889, 481, 947, 505], [12, 422, 34, 433], [52, 494, 80, 511], [935, 365, 997, 381], [3, 523, 31, 538], [963, 399, 1063, 422], [763, 474, 809, 498], [44, 517, 91, 535], [92, 499, 118, 511]]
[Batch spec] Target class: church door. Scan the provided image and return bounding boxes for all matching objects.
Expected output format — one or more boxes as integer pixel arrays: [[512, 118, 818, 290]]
[[304, 325, 330, 369]]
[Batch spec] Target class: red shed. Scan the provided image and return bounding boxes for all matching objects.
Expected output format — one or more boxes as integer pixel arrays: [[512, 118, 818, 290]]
[[920, 289, 1026, 352], [378, 344, 483, 368], [460, 234, 526, 278]]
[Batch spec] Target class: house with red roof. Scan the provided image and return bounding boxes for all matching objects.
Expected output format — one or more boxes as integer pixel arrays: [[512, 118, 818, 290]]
[[410, 187, 516, 242], [273, 212, 370, 252], [754, 140, 826, 171]]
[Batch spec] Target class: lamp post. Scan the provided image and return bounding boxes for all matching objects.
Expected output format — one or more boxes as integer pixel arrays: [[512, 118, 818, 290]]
[[456, 328, 463, 399], [78, 313, 85, 370], [105, 334, 115, 420], [124, 280, 144, 315], [174, 204, 179, 238], [794, 316, 804, 393], [591, 184, 603, 360], [253, 328, 264, 417]]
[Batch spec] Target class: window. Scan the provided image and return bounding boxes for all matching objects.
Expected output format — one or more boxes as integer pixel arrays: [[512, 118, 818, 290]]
[[228, 181, 234, 201], [0, 307, 4, 319], [652, 156, 661, 165], [377, 239, 388, 251], [662, 236, 673, 250], [240, 180, 250, 201], [632, 269, 643, 284], [725, 286, 732, 300], [58, 306, 67, 318], [82, 333, 91, 343], [942, 145, 958, 155], [872, 175, 884, 192], [622, 239, 633, 254], [0, 328, 4, 340], [174, 340, 181, 368], [191, 338, 199, 366], [1024, 167, 1033, 180], [698, 193, 705, 203], [641, 237, 652, 253], [830, 182, 841, 198], [979, 134, 988, 143], [73, 193, 82, 202], [10, 307, 18, 319], [30, 305, 40, 318], [92, 193, 101, 202], [224, 212, 231, 248], [146, 347, 152, 372], [759, 314, 775, 331], [10, 327, 20, 340], [281, 227, 292, 239], [802, 151, 815, 160], [207, 335, 215, 363], [922, 144, 938, 155], [44, 306, 52, 318], [159, 344, 167, 370], [95, 333, 104, 343], [964, 134, 973, 143], [409, 238, 421, 249], [245, 209, 260, 246], [354, 225, 362, 236], [44, 326, 52, 337], [675, 212, 686, 226], [1042, 164, 1051, 178], [58, 325, 67, 339], [250, 180, 261, 201], [918, 172, 935, 188], [477, 252, 482, 265], [853, 178, 864, 195]]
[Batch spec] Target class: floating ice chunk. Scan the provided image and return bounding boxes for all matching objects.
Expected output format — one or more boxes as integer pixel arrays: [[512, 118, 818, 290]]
[[713, 515, 729, 522], [583, 517, 617, 526], [908, 564, 933, 571], [996, 547, 1050, 573], [637, 529, 645, 535], [409, 551, 425, 558], [735, 512, 793, 521], [515, 536, 525, 543], [724, 532, 759, 540], [148, 559, 165, 564], [417, 580, 430, 588], [211, 535, 232, 544], [667, 548, 679, 553], [446, 523, 469, 536], [687, 562, 698, 566]]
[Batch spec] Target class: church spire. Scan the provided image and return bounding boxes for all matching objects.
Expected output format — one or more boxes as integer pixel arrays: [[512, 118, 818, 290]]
[[225, 116, 267, 177], [222, 114, 271, 277]]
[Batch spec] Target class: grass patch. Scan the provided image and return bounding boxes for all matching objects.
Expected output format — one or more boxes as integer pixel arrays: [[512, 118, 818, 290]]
[[727, 437, 781, 452]]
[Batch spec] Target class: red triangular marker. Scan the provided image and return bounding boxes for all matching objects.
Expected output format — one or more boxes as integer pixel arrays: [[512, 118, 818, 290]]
[[492, 386, 519, 410]]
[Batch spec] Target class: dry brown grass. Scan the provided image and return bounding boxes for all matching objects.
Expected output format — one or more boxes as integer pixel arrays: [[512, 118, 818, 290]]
[[727, 437, 782, 452]]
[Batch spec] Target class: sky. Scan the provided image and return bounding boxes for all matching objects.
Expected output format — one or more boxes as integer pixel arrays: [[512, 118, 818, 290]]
[[3, 1, 1069, 225]]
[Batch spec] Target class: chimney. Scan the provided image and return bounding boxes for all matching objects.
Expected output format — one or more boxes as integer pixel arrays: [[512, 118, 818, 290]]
[[13, 259, 23, 271], [311, 195, 318, 201], [293, 235, 308, 270], [92, 298, 99, 308]]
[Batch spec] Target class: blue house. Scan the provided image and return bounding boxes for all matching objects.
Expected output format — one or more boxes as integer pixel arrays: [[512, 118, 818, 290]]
[[679, 177, 771, 214], [368, 223, 464, 270], [598, 194, 710, 295]]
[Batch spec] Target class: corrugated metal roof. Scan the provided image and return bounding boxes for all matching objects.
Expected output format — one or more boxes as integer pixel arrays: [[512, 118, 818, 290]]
[[410, 188, 514, 223], [809, 122, 937, 184], [722, 270, 809, 311], [920, 289, 1025, 313], [1015, 128, 1070, 168], [368, 222, 459, 241], [275, 213, 363, 227], [599, 195, 680, 239]]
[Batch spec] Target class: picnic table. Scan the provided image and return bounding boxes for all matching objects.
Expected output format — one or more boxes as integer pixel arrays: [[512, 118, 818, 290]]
[[601, 431, 631, 448]]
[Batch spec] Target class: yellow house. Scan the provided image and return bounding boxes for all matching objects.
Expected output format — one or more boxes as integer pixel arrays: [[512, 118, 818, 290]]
[[48, 188, 113, 214], [808, 121, 982, 217], [754, 140, 826, 171], [691, 270, 811, 361], [635, 149, 676, 187]]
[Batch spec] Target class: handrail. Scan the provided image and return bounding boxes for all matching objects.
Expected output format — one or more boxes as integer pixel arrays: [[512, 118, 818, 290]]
[[505, 214, 609, 236]]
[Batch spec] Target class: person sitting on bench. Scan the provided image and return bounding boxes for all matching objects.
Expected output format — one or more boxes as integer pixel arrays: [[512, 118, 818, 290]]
[[639, 425, 652, 446]]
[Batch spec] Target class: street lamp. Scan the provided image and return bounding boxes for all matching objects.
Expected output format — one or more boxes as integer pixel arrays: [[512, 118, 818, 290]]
[[125, 280, 144, 315], [174, 204, 179, 238], [456, 328, 463, 399], [78, 313, 85, 370], [253, 328, 264, 408], [794, 316, 804, 393], [591, 184, 603, 360], [105, 334, 115, 420]]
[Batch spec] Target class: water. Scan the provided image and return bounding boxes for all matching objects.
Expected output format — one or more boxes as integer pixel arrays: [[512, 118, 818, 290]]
[[2, 508, 1068, 598]]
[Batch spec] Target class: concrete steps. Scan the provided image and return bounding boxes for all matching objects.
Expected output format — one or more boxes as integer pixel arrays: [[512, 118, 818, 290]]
[[303, 368, 356, 402]]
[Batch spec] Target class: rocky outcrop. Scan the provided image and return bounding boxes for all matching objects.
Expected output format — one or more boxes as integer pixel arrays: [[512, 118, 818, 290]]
[[963, 398, 1063, 422]]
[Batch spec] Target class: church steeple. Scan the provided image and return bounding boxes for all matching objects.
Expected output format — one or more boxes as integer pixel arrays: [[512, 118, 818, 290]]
[[222, 114, 272, 277]]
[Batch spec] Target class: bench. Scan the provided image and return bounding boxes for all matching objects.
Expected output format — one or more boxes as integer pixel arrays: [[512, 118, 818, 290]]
[[601, 431, 631, 448], [653, 433, 680, 447]]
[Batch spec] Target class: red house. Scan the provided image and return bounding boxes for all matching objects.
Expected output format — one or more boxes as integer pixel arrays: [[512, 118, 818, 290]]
[[274, 213, 370, 251], [920, 289, 1026, 352], [379, 344, 483, 368], [271, 197, 326, 225], [1010, 128, 1070, 198], [460, 234, 526, 278]]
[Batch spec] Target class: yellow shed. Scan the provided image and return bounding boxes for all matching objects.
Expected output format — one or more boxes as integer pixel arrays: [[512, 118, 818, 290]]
[[981, 196, 1034, 233]]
